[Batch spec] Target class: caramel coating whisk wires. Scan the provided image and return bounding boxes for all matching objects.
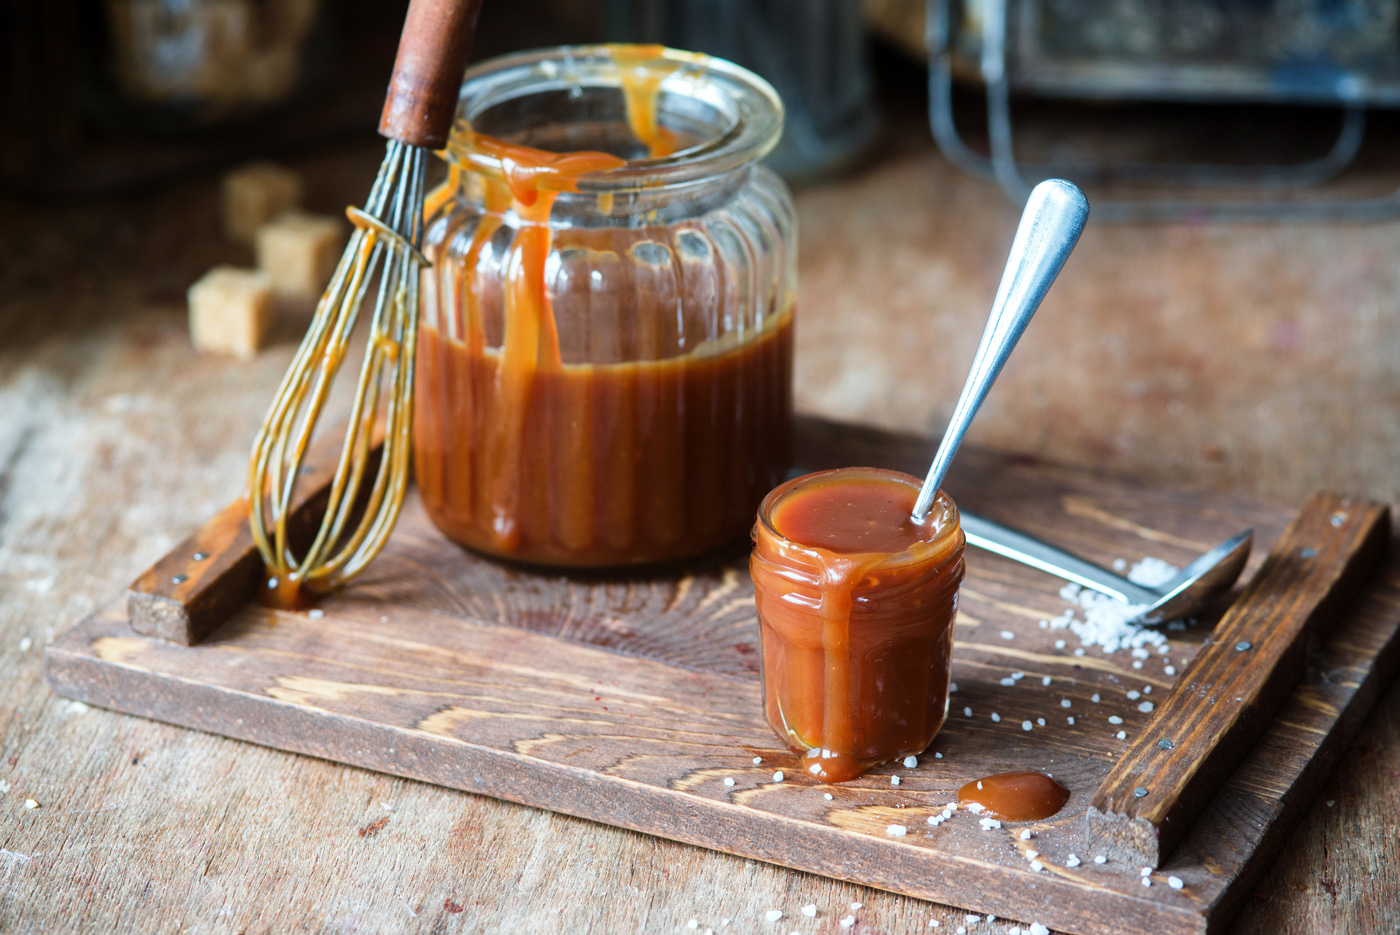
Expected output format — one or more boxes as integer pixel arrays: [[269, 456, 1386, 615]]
[[247, 139, 429, 601]]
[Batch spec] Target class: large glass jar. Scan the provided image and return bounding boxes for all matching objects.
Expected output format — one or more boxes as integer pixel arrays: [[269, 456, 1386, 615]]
[[416, 45, 797, 567]]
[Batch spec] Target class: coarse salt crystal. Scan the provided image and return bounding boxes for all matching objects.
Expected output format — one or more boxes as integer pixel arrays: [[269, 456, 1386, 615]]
[[887, 824, 907, 836], [1140, 867, 1152, 876], [688, 920, 699, 930], [1091, 693, 1101, 703], [1041, 676, 1052, 686], [723, 778, 735, 787], [1074, 648, 1086, 656], [1168, 876, 1184, 889], [840, 917, 855, 928], [991, 713, 1001, 723], [965, 915, 980, 924], [1039, 620, 1048, 628], [1094, 855, 1107, 864], [964, 707, 973, 717], [979, 817, 1001, 830], [1108, 715, 1124, 725], [1000, 630, 1015, 640], [1067, 716, 1075, 725], [891, 776, 901, 786], [1000, 678, 1016, 687], [1116, 731, 1127, 740], [765, 909, 783, 921], [1030, 860, 1044, 872], [1036, 718, 1046, 726], [1138, 701, 1155, 713], [1022, 720, 1033, 731], [1030, 925, 1050, 935], [1133, 661, 1144, 669], [1127, 690, 1140, 700], [1054, 639, 1066, 649], [18, 637, 32, 652], [1143, 685, 1152, 693], [24, 798, 39, 809], [934, 752, 943, 759], [851, 903, 863, 910], [802, 905, 817, 917], [1142, 878, 1152, 888], [1164, 665, 1177, 676], [307, 608, 324, 619], [1061, 699, 1072, 708], [1019, 829, 1032, 840], [904, 756, 919, 768], [950, 682, 959, 692], [1066, 854, 1081, 867], [753, 757, 762, 764], [1012, 672, 1025, 680], [824, 792, 833, 800], [1024, 850, 1039, 860], [965, 802, 984, 814], [773, 771, 784, 782]]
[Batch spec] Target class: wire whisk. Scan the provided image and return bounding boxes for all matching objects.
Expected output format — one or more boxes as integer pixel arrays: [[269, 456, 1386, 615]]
[[246, 0, 483, 603]]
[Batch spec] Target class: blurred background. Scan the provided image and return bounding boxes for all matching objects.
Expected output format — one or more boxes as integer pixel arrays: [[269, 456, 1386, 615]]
[[1, 0, 1397, 505]]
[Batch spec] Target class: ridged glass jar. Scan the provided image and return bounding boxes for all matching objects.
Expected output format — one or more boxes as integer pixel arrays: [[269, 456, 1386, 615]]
[[416, 45, 797, 567]]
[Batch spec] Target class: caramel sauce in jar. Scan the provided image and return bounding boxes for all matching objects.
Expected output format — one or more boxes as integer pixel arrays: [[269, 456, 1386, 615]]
[[957, 771, 1070, 821], [750, 468, 965, 781], [416, 45, 795, 567]]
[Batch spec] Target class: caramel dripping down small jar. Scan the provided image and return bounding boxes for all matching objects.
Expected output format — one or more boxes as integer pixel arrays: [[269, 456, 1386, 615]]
[[416, 45, 797, 567]]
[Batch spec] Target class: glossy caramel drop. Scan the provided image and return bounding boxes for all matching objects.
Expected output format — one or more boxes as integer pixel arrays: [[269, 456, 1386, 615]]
[[957, 771, 1069, 821]]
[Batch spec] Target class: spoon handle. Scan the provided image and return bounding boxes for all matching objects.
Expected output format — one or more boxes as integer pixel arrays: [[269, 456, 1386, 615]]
[[912, 179, 1090, 521]]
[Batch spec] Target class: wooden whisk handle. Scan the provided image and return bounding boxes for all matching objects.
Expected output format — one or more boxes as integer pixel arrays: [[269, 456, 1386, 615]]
[[379, 0, 486, 150]]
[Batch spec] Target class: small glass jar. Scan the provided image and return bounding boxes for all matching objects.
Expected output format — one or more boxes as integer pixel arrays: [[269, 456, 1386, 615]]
[[750, 468, 965, 782], [416, 45, 797, 567]]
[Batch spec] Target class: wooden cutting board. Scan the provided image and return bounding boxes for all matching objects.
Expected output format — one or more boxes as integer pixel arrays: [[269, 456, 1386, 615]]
[[44, 417, 1400, 935]]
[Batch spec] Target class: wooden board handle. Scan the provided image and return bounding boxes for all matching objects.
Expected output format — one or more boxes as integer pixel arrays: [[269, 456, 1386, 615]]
[[127, 429, 382, 645], [1085, 493, 1390, 867], [379, 0, 485, 149]]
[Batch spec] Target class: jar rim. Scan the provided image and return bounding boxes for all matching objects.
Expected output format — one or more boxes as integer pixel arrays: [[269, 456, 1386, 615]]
[[443, 44, 785, 192], [756, 467, 963, 566]]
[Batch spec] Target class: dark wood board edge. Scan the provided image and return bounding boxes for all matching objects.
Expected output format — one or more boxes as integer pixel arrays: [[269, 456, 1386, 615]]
[[1087, 495, 1391, 867], [42, 611, 1204, 935], [1202, 540, 1400, 934]]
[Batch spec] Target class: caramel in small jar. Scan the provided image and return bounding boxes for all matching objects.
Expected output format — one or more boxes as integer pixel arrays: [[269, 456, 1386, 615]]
[[957, 771, 1070, 821], [750, 468, 965, 781]]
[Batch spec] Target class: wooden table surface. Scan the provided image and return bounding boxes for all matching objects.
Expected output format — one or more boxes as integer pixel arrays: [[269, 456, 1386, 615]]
[[3, 103, 1398, 933]]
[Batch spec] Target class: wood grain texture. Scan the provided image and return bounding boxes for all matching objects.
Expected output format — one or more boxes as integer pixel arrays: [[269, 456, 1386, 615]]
[[43, 416, 1400, 935], [125, 428, 378, 644], [1086, 494, 1390, 868], [5, 81, 1400, 935]]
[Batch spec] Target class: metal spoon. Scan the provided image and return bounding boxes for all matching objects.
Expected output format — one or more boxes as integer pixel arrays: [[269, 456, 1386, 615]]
[[912, 178, 1090, 521], [960, 512, 1253, 625]]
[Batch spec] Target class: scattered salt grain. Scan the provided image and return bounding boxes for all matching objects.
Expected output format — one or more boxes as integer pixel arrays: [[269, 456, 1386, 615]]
[[1021, 720, 1033, 731], [840, 916, 855, 928], [1067, 716, 1075, 725], [1024, 850, 1039, 861], [1074, 648, 1086, 656], [1127, 690, 1140, 700], [723, 778, 735, 787], [753, 757, 762, 764], [1132, 661, 1144, 669], [1019, 829, 1033, 840], [307, 608, 324, 619], [765, 910, 783, 922], [979, 817, 1001, 830], [1116, 731, 1127, 740], [934, 752, 943, 759], [1029, 925, 1050, 935], [904, 756, 919, 768], [1030, 860, 1044, 872], [1000, 678, 1016, 687], [1042, 676, 1052, 686], [1108, 716, 1123, 725], [1138, 701, 1155, 713], [1143, 685, 1152, 693], [1091, 693, 1101, 703], [18, 637, 32, 652], [964, 707, 973, 717], [1140, 867, 1152, 876], [1060, 699, 1072, 708], [1011, 672, 1025, 681], [1039, 620, 1048, 629], [965, 802, 985, 814], [824, 792, 833, 800], [887, 824, 907, 836], [956, 928, 965, 935], [891, 776, 901, 786], [1054, 639, 1066, 649], [1112, 558, 1128, 571], [773, 771, 784, 782], [23, 799, 38, 809], [1141, 878, 1152, 888], [688, 920, 699, 930], [0, 780, 9, 793], [965, 915, 981, 925], [991, 713, 1001, 723], [851, 903, 863, 910], [1000, 630, 1015, 640], [1065, 854, 1081, 868], [1037, 718, 1046, 727], [1094, 855, 1107, 864], [950, 682, 959, 692], [1164, 665, 1177, 676], [802, 905, 817, 918], [1168, 876, 1184, 890]]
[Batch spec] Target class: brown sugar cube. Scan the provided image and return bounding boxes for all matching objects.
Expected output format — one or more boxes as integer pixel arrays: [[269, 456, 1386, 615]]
[[222, 162, 303, 244], [187, 266, 274, 359], [255, 211, 345, 300]]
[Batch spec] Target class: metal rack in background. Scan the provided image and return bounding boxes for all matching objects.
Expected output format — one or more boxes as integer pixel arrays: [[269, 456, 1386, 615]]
[[927, 0, 1400, 221]]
